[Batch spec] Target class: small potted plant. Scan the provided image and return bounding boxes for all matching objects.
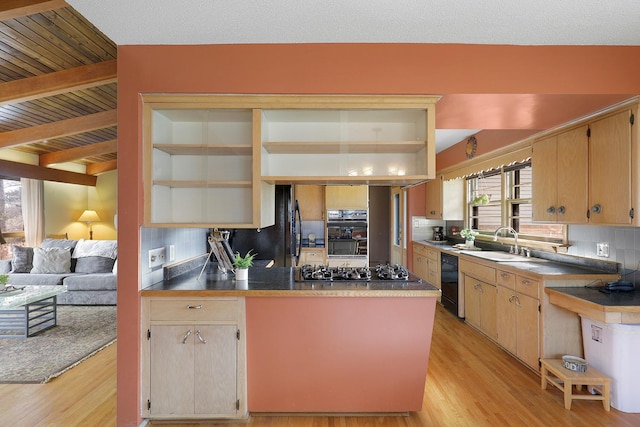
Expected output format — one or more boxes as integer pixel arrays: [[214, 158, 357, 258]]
[[460, 228, 478, 248], [233, 249, 256, 281], [0, 273, 9, 291]]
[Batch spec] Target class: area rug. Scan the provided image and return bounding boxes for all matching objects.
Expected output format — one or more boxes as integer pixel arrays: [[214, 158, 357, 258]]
[[0, 305, 116, 384]]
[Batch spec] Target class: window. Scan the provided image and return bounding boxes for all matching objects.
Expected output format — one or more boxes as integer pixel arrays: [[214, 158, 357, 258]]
[[467, 163, 565, 244], [0, 178, 25, 259]]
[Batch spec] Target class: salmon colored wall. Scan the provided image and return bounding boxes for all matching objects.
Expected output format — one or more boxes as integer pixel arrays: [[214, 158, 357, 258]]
[[246, 297, 436, 412], [117, 43, 640, 425]]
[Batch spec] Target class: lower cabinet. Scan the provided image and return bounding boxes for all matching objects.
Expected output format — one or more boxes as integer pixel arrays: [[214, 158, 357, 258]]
[[299, 248, 326, 266], [463, 275, 497, 340], [412, 243, 429, 281], [141, 297, 247, 420], [496, 286, 540, 370]]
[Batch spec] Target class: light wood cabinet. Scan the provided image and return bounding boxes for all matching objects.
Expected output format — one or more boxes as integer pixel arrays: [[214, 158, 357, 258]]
[[425, 176, 442, 219], [299, 248, 326, 266], [412, 243, 429, 281], [463, 274, 497, 340], [532, 106, 635, 225], [295, 185, 325, 220], [532, 125, 588, 223], [325, 185, 368, 210], [142, 96, 274, 228], [426, 247, 440, 287], [260, 96, 438, 185], [588, 109, 633, 225], [141, 297, 247, 420], [496, 274, 540, 370]]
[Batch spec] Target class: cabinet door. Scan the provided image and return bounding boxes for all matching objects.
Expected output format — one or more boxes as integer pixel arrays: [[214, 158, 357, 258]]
[[496, 286, 517, 354], [556, 125, 588, 223], [589, 109, 633, 224], [480, 282, 497, 340], [295, 185, 325, 220], [325, 185, 368, 210], [515, 293, 540, 370], [463, 275, 481, 330], [300, 248, 326, 265], [532, 135, 558, 221], [150, 325, 196, 415], [194, 325, 238, 415], [425, 177, 442, 219]]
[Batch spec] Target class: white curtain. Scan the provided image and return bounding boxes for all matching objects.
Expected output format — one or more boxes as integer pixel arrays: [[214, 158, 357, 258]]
[[21, 178, 45, 247]]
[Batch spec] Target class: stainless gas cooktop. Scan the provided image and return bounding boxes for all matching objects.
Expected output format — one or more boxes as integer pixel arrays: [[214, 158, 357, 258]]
[[296, 264, 422, 283]]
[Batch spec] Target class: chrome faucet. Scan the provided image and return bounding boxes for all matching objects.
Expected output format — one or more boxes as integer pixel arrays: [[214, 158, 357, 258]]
[[493, 226, 519, 255]]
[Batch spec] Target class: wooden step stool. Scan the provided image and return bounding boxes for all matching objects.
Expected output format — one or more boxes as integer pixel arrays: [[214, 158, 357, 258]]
[[540, 358, 611, 411]]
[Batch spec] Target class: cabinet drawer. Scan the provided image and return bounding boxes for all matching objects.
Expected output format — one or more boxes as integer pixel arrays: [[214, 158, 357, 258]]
[[427, 248, 439, 261], [460, 259, 495, 284], [300, 248, 326, 263], [413, 244, 428, 257], [150, 298, 239, 322], [496, 269, 516, 290], [516, 276, 539, 299]]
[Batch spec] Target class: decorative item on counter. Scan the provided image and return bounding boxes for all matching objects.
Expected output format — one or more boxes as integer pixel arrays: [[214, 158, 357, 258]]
[[233, 249, 256, 281], [460, 228, 478, 248], [0, 273, 8, 291]]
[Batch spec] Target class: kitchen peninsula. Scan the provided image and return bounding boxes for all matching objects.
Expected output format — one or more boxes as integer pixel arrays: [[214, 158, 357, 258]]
[[141, 265, 440, 420]]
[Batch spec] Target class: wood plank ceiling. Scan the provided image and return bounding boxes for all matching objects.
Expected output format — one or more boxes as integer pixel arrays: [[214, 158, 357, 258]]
[[0, 0, 116, 185]]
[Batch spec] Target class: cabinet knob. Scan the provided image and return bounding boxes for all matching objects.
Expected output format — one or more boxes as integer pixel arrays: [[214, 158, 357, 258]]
[[557, 205, 566, 215], [546, 206, 555, 214], [591, 204, 602, 214]]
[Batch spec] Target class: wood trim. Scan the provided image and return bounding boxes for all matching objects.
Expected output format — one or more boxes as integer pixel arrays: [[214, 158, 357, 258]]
[[39, 139, 117, 166], [0, 110, 117, 149], [0, 0, 67, 20], [0, 158, 96, 186], [86, 159, 117, 175], [0, 60, 117, 106]]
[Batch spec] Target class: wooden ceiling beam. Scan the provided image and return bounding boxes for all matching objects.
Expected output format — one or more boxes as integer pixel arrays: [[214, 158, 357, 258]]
[[39, 139, 117, 166], [0, 110, 116, 149], [0, 60, 117, 106], [0, 0, 67, 20], [0, 158, 96, 186], [86, 159, 117, 175]]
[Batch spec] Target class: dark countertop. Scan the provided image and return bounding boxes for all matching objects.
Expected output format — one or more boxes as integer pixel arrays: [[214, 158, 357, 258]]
[[545, 286, 640, 307], [142, 265, 441, 297], [414, 240, 619, 279]]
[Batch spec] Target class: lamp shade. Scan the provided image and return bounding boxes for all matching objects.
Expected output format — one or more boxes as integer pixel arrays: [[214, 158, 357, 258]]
[[78, 210, 100, 223]]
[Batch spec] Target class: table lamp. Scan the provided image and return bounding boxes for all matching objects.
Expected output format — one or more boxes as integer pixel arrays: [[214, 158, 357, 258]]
[[78, 210, 100, 240]]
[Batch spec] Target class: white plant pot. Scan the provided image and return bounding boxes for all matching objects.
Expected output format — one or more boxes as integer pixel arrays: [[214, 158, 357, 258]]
[[235, 268, 248, 281], [465, 240, 475, 248]]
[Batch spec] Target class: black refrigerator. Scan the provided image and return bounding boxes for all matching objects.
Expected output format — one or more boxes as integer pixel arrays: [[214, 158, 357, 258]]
[[226, 185, 301, 267]]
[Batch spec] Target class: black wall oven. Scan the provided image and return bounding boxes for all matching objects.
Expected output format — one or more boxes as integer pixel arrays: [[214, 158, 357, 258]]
[[440, 253, 460, 317]]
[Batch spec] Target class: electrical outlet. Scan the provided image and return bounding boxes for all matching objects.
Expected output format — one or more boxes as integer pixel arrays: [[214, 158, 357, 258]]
[[596, 242, 609, 258], [149, 247, 166, 268], [169, 245, 175, 262]]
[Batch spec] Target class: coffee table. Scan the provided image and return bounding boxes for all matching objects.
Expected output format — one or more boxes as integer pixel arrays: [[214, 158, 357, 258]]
[[0, 285, 67, 338]]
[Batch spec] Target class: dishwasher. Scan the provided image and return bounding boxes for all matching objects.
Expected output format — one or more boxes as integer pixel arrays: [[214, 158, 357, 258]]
[[440, 253, 460, 317]]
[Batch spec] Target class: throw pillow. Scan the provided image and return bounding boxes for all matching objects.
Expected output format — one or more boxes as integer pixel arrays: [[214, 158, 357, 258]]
[[72, 239, 117, 259], [75, 256, 116, 274], [10, 246, 34, 273], [40, 238, 78, 253], [30, 247, 72, 274], [0, 259, 11, 274]]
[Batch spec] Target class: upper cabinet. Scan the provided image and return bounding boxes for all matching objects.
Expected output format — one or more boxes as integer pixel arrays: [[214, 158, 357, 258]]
[[295, 184, 325, 220], [142, 95, 437, 227], [325, 185, 368, 210], [260, 95, 438, 185], [142, 96, 274, 228], [532, 104, 636, 226], [532, 125, 589, 223], [425, 177, 442, 219]]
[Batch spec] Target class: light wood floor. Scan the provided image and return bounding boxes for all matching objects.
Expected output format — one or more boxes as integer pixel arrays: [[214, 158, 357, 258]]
[[2, 305, 640, 426]]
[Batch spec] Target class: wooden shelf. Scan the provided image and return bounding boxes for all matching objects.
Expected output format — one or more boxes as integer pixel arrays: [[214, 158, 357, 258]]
[[262, 175, 431, 186], [154, 144, 252, 155], [153, 180, 252, 188], [262, 141, 425, 154]]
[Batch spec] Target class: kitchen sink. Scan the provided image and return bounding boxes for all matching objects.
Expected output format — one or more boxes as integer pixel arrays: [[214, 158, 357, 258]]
[[459, 250, 542, 262]]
